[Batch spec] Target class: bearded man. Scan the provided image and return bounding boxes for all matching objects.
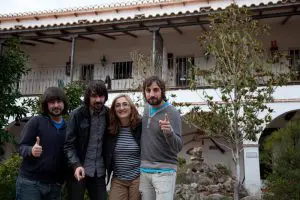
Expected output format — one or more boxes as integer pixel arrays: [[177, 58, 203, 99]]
[[17, 87, 69, 200], [139, 76, 183, 200]]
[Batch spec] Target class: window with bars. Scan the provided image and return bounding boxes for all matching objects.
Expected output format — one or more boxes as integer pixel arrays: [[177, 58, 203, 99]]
[[81, 64, 94, 81], [113, 61, 133, 79], [176, 56, 194, 87], [289, 49, 300, 80]]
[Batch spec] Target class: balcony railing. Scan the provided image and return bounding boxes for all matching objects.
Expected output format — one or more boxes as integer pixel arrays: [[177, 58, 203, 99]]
[[18, 55, 300, 96]]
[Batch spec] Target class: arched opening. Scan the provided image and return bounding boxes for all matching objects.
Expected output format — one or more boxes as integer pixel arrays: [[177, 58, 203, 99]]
[[259, 109, 300, 179]]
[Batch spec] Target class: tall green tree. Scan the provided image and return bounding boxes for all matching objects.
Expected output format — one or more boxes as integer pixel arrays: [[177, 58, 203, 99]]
[[0, 38, 29, 154], [185, 4, 289, 200]]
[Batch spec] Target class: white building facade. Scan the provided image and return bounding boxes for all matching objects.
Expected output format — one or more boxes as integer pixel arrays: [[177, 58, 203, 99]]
[[1, 0, 300, 195]]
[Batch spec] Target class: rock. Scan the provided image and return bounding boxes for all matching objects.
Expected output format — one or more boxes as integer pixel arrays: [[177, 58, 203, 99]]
[[206, 193, 228, 200], [175, 147, 249, 200], [240, 196, 260, 200], [218, 177, 226, 183], [196, 174, 214, 185], [207, 184, 220, 193], [223, 178, 232, 192]]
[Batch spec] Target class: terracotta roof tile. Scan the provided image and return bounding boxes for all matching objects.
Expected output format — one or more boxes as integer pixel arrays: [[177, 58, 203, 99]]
[[0, 0, 299, 31]]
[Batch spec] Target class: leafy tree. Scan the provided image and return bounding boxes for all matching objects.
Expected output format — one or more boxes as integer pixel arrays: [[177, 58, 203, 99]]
[[63, 81, 85, 113], [262, 119, 300, 200], [184, 4, 289, 200], [0, 38, 29, 155]]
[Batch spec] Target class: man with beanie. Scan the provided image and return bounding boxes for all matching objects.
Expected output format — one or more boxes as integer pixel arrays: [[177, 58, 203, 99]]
[[16, 87, 69, 200]]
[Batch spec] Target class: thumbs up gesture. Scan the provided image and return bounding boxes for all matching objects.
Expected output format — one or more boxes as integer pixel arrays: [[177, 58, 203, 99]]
[[159, 113, 172, 135], [32, 136, 42, 157]]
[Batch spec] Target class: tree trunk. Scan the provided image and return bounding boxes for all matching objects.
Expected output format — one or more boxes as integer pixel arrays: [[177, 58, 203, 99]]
[[234, 150, 241, 200]]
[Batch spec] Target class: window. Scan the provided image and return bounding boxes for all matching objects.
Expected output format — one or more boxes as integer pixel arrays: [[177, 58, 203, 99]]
[[81, 64, 94, 81], [289, 49, 300, 80], [113, 61, 133, 79], [176, 56, 194, 86]]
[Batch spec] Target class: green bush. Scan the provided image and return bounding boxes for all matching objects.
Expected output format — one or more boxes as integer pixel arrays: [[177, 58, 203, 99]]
[[0, 154, 22, 200], [0, 154, 96, 200], [263, 119, 300, 200]]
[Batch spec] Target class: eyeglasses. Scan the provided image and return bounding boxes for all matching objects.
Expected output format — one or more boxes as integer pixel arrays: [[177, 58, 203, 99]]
[[115, 103, 130, 110]]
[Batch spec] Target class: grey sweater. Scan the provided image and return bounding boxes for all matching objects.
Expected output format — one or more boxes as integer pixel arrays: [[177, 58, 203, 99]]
[[140, 102, 183, 170]]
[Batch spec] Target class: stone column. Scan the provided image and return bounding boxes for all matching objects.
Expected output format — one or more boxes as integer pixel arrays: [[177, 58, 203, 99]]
[[243, 144, 261, 196]]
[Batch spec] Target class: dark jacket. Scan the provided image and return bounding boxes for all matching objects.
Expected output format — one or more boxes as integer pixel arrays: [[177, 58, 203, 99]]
[[64, 105, 110, 171], [104, 122, 142, 184], [19, 115, 67, 184]]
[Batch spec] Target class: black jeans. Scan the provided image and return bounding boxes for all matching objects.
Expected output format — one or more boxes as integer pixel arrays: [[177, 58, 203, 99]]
[[66, 175, 107, 200]]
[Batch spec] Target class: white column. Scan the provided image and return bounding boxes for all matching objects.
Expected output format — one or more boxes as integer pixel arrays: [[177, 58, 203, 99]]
[[243, 144, 261, 196]]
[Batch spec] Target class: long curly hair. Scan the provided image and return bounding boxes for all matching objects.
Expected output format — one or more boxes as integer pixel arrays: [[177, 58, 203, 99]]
[[84, 81, 108, 106], [40, 87, 69, 115], [109, 94, 141, 135]]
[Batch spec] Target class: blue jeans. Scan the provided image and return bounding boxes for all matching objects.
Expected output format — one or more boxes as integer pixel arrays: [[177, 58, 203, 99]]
[[139, 172, 176, 200], [16, 176, 61, 200]]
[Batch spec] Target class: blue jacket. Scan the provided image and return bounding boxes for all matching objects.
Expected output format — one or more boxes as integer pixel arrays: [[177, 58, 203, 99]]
[[19, 115, 67, 184]]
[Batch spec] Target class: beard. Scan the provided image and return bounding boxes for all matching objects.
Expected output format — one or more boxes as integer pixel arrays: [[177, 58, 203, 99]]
[[49, 108, 63, 116], [147, 97, 163, 106], [91, 102, 104, 112]]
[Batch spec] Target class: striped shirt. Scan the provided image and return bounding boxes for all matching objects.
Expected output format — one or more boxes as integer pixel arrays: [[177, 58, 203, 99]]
[[113, 127, 140, 181]]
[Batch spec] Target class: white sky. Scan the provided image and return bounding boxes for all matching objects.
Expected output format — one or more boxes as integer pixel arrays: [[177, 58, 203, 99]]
[[0, 0, 125, 14]]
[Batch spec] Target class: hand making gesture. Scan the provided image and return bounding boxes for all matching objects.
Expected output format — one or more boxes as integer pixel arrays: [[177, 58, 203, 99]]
[[32, 136, 42, 157], [159, 113, 172, 135]]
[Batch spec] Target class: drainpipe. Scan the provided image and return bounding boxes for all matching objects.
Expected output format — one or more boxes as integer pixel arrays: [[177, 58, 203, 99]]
[[70, 35, 77, 82]]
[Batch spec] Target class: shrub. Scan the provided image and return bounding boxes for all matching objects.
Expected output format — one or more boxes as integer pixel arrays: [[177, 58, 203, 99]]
[[263, 119, 300, 200], [0, 154, 22, 200]]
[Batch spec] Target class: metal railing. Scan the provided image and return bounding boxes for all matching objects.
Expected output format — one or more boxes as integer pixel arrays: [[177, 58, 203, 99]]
[[18, 54, 300, 95]]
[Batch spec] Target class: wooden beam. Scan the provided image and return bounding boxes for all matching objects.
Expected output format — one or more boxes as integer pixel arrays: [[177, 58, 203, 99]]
[[61, 29, 94, 42], [78, 35, 95, 42], [210, 138, 225, 154], [36, 31, 71, 43], [21, 41, 36, 46], [139, 22, 145, 27], [281, 7, 298, 25], [196, 17, 207, 31], [54, 37, 72, 43], [98, 33, 116, 40], [29, 39, 55, 45], [167, 20, 183, 35], [123, 31, 138, 38], [112, 25, 137, 38]]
